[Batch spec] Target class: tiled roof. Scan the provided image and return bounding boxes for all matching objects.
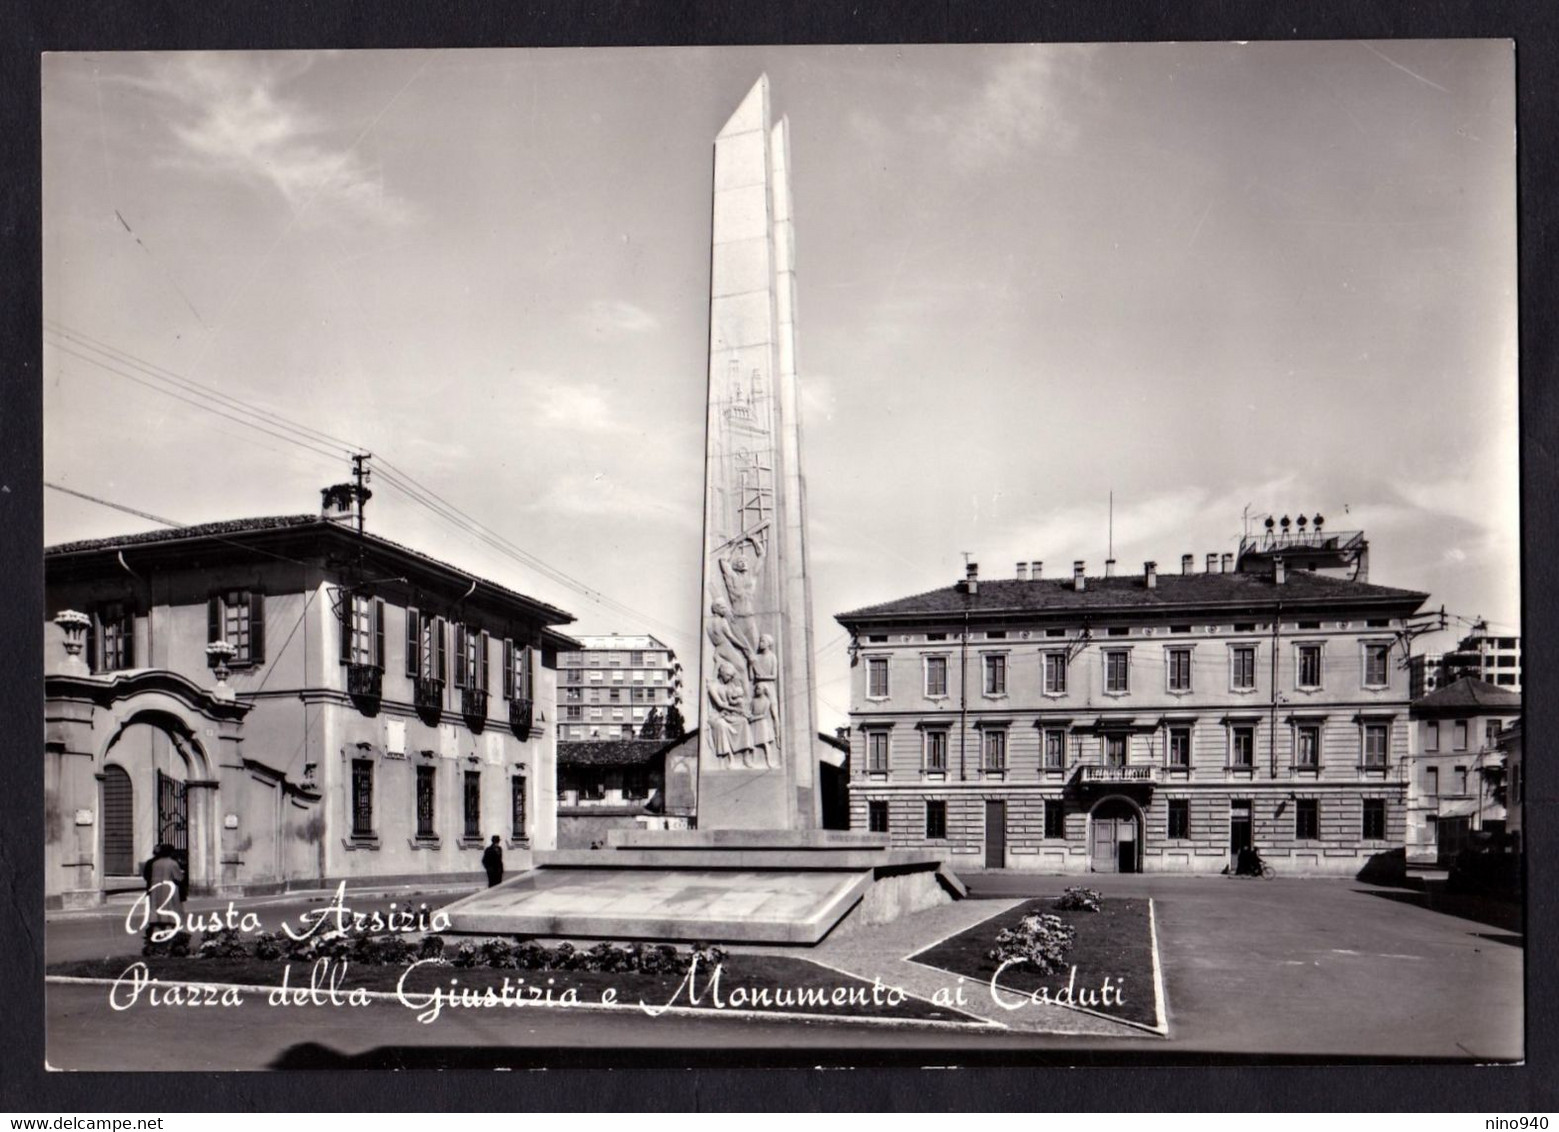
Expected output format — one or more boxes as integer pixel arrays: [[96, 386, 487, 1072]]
[[557, 739, 673, 767], [837, 571, 1428, 622], [1413, 676, 1522, 712], [45, 514, 575, 624]]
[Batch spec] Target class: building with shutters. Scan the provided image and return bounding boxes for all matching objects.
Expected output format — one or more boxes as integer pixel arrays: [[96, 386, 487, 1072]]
[[1407, 676, 1521, 864], [835, 539, 1429, 876], [43, 496, 576, 909]]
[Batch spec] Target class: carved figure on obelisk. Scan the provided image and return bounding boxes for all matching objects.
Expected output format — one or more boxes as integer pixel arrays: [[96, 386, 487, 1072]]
[[748, 633, 780, 768], [705, 600, 752, 675], [718, 534, 766, 647], [706, 660, 754, 764]]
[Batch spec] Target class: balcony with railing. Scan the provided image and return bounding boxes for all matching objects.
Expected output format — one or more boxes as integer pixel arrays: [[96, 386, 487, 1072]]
[[461, 686, 488, 729], [413, 676, 444, 718], [509, 697, 534, 741], [346, 663, 383, 703]]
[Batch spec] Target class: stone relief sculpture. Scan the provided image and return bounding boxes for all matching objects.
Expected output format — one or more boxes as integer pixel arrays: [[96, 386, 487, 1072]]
[[706, 660, 755, 766], [704, 536, 785, 769]]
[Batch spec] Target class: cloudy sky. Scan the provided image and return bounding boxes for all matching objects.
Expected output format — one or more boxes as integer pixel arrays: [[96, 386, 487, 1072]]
[[42, 43, 1518, 728]]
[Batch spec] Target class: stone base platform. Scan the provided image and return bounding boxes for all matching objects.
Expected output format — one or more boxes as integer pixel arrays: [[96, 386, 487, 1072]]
[[439, 831, 964, 945]]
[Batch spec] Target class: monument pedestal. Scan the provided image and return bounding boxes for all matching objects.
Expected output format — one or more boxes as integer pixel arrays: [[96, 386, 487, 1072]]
[[440, 830, 965, 945]]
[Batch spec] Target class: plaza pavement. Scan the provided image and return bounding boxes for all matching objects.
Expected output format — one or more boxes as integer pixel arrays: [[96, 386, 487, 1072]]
[[42, 872, 1522, 1067]]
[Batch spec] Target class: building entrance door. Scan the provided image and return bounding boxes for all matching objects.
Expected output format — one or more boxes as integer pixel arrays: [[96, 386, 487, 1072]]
[[1229, 799, 1253, 870], [984, 800, 1006, 868], [101, 765, 135, 877], [1090, 798, 1140, 873]]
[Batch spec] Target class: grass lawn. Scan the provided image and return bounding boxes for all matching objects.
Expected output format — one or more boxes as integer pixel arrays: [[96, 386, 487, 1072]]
[[48, 951, 978, 1025], [909, 898, 1160, 1029]]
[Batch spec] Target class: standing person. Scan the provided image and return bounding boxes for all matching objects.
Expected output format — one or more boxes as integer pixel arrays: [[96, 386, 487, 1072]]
[[143, 842, 186, 947], [481, 835, 504, 888]]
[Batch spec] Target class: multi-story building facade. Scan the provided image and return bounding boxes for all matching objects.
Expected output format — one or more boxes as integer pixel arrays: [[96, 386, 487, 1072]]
[[1439, 631, 1521, 691], [836, 550, 1428, 875], [44, 500, 575, 908], [555, 634, 684, 741], [1408, 677, 1521, 864], [1408, 653, 1445, 701]]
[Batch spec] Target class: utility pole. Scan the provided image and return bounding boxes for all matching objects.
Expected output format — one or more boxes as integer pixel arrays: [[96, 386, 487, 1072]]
[[350, 452, 373, 535]]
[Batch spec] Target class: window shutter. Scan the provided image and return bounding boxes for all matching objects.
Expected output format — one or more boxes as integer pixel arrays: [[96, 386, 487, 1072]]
[[338, 590, 352, 664], [525, 646, 537, 703], [435, 618, 447, 682], [480, 632, 491, 692], [123, 610, 135, 669], [406, 607, 420, 677], [374, 598, 386, 670], [453, 625, 467, 687], [86, 614, 98, 674], [502, 639, 515, 701], [249, 592, 265, 664], [207, 596, 221, 664]]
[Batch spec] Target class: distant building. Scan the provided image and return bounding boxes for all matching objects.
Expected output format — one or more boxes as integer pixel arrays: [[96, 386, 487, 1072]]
[[1408, 677, 1521, 865], [555, 735, 698, 848], [836, 538, 1427, 876], [1408, 653, 1444, 701], [556, 634, 684, 741], [1440, 631, 1521, 691], [1499, 720, 1524, 844], [44, 495, 575, 908]]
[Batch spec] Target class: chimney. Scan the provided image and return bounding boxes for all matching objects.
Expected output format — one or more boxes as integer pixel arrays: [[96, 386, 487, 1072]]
[[1015, 562, 1029, 581], [1145, 561, 1157, 589], [1273, 556, 1286, 586], [1073, 561, 1086, 592], [1206, 553, 1219, 575], [1181, 554, 1194, 575], [1222, 552, 1234, 574], [1105, 558, 1117, 578], [964, 561, 978, 595], [1031, 560, 1043, 579]]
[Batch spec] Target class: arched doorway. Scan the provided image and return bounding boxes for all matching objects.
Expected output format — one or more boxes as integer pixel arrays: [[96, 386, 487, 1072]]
[[100, 715, 203, 887], [1089, 796, 1143, 873]]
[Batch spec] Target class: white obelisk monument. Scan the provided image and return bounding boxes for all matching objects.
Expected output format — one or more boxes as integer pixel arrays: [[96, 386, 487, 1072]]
[[696, 75, 821, 830]]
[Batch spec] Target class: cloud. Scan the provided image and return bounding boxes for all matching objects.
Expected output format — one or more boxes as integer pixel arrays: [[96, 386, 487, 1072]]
[[582, 299, 660, 335], [136, 53, 413, 226], [532, 383, 620, 432], [924, 48, 1094, 172]]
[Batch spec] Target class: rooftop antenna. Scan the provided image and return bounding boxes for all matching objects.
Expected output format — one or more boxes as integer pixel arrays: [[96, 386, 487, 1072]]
[[1108, 490, 1114, 560], [350, 451, 373, 535]]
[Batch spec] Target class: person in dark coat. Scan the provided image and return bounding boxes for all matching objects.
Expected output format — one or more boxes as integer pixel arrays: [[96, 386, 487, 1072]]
[[143, 842, 187, 944], [481, 835, 504, 887]]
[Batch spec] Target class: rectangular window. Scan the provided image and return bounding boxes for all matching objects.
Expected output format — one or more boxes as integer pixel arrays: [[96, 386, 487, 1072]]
[[1167, 648, 1192, 692], [463, 771, 482, 840], [925, 801, 947, 840], [924, 655, 948, 697], [96, 603, 135, 672], [1453, 720, 1468, 751], [1297, 644, 1323, 689], [1485, 720, 1502, 747], [609, 688, 621, 702], [1425, 721, 1439, 753], [1424, 766, 1439, 797], [1105, 650, 1130, 693], [208, 591, 264, 666], [984, 654, 1007, 695], [622, 770, 649, 801], [1167, 799, 1190, 840], [351, 760, 374, 837], [511, 776, 527, 840], [867, 731, 889, 773], [1362, 798, 1387, 840], [1296, 725, 1320, 769], [1363, 723, 1389, 768], [1043, 729, 1067, 770], [1043, 651, 1067, 694], [1044, 799, 1066, 839], [565, 705, 582, 721], [868, 800, 889, 834], [1232, 726, 1255, 768], [1104, 734, 1128, 766], [982, 729, 1008, 772], [1231, 646, 1256, 691], [867, 658, 889, 698], [923, 729, 948, 773], [415, 765, 436, 839], [341, 592, 386, 669], [1455, 765, 1468, 794], [1364, 643, 1390, 687], [1295, 798, 1319, 840], [1168, 727, 1191, 768]]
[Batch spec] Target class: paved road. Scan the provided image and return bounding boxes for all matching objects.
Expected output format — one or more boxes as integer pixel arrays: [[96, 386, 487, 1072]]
[[44, 873, 1522, 1067]]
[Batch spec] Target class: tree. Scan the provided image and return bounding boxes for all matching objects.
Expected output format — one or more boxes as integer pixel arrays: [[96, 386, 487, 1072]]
[[638, 707, 663, 740], [663, 702, 686, 741]]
